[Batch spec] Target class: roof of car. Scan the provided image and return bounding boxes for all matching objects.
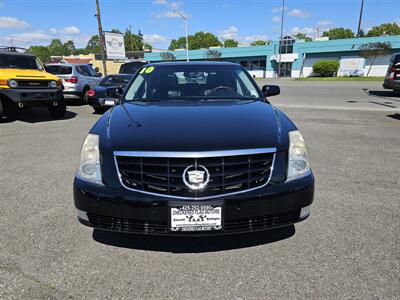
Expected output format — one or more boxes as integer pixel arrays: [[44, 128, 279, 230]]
[[0, 51, 35, 57], [45, 63, 87, 67], [145, 61, 240, 67]]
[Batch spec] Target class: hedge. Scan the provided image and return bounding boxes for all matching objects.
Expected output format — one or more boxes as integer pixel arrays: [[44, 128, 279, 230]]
[[312, 60, 340, 77]]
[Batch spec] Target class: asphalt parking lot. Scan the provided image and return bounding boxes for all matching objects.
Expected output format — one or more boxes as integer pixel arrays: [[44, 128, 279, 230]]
[[0, 81, 399, 299]]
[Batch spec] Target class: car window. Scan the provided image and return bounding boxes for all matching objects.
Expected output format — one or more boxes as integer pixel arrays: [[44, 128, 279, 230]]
[[99, 75, 132, 87], [46, 65, 73, 75], [76, 65, 89, 76], [0, 54, 42, 70], [83, 65, 98, 77], [125, 65, 262, 101]]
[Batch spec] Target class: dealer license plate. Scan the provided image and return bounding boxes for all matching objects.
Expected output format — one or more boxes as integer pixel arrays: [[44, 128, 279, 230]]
[[170, 205, 222, 232], [99, 98, 116, 106]]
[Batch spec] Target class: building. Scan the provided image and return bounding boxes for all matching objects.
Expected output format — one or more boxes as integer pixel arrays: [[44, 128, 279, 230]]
[[144, 35, 400, 78]]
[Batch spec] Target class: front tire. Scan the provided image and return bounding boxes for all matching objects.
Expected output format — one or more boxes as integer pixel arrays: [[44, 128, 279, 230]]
[[48, 99, 66, 118], [93, 107, 106, 114], [0, 98, 16, 123]]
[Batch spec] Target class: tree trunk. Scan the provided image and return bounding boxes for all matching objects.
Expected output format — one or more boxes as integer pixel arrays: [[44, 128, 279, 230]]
[[366, 57, 376, 77]]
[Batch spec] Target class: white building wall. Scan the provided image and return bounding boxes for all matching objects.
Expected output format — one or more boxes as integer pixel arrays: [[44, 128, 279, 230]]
[[363, 55, 391, 77]]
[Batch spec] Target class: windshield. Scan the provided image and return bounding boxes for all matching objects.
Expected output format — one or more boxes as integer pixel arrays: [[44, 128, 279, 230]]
[[0, 54, 44, 70], [125, 64, 262, 102], [99, 75, 132, 87]]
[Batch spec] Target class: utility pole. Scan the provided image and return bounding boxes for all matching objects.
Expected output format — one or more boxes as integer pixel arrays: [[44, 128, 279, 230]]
[[357, 0, 364, 37], [95, 0, 107, 75], [173, 10, 189, 62], [277, 0, 285, 78]]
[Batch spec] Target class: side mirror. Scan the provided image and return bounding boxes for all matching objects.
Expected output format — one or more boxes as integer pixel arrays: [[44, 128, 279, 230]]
[[96, 73, 103, 77], [262, 85, 280, 97], [106, 87, 124, 103]]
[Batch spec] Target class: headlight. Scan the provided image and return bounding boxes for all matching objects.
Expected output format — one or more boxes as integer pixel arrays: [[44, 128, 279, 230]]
[[287, 130, 310, 181], [8, 80, 18, 88], [76, 134, 103, 185], [49, 80, 57, 88]]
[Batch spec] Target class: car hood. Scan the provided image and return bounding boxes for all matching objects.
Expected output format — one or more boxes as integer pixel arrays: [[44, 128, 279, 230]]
[[0, 68, 59, 81], [98, 100, 285, 153]]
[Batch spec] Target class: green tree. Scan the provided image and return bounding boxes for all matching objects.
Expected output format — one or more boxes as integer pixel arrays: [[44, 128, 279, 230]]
[[124, 29, 144, 52], [322, 27, 355, 40], [250, 40, 269, 46], [169, 31, 222, 50], [49, 39, 69, 56], [27, 46, 51, 63], [85, 35, 101, 54], [359, 42, 392, 76], [367, 23, 400, 37], [64, 40, 76, 54], [223, 39, 238, 48], [293, 33, 312, 42]]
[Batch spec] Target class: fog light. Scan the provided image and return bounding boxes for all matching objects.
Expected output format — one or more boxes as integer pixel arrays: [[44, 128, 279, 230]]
[[300, 205, 311, 218], [77, 210, 89, 221], [52, 101, 58, 106], [8, 79, 18, 88], [18, 102, 24, 108], [82, 164, 96, 176]]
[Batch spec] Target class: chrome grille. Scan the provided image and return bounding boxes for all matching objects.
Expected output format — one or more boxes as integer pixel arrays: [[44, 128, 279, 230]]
[[115, 149, 275, 199]]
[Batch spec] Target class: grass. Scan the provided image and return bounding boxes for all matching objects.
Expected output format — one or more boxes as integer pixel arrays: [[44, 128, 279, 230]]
[[294, 76, 384, 81]]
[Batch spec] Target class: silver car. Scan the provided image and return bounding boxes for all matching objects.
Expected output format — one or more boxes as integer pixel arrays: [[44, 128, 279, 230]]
[[45, 63, 102, 103]]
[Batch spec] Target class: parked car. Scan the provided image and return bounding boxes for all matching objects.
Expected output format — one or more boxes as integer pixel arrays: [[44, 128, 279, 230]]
[[383, 53, 400, 94], [45, 63, 102, 103], [0, 47, 65, 122], [119, 61, 147, 74], [74, 62, 314, 236], [87, 74, 133, 114]]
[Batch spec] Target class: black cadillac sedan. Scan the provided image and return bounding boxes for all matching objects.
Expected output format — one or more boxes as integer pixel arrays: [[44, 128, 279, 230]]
[[87, 74, 133, 113], [74, 62, 314, 235]]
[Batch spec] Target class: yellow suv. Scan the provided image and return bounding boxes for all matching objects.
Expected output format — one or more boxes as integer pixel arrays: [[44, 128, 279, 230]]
[[0, 47, 65, 122]]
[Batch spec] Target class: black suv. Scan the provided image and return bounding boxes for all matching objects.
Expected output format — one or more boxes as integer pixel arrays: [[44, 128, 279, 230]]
[[74, 62, 314, 235], [118, 61, 147, 74]]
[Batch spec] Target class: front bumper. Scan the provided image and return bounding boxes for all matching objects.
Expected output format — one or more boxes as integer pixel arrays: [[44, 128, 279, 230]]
[[74, 173, 314, 236], [0, 88, 63, 105]]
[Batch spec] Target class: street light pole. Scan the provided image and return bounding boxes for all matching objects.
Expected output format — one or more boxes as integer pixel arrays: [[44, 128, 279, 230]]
[[357, 0, 365, 37], [173, 10, 189, 62], [95, 0, 107, 75]]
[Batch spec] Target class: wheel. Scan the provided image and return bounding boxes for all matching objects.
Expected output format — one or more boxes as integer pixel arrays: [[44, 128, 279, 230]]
[[0, 98, 16, 123], [48, 99, 66, 118], [82, 87, 90, 104]]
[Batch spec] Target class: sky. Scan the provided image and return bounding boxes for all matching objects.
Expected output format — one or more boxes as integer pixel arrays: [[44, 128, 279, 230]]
[[0, 0, 399, 49]]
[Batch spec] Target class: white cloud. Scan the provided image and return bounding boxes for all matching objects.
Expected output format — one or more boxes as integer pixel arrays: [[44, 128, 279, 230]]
[[219, 26, 239, 40], [288, 9, 310, 18], [50, 26, 80, 35], [317, 20, 333, 26], [143, 34, 167, 44], [0, 16, 29, 29], [154, 11, 181, 18], [153, 0, 167, 4], [153, 0, 182, 9], [291, 26, 317, 35], [169, 1, 182, 9], [272, 16, 281, 23], [271, 7, 286, 13], [5, 31, 50, 43], [243, 34, 268, 42]]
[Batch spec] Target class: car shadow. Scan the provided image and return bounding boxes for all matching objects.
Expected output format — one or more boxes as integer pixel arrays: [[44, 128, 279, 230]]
[[4, 107, 77, 124], [387, 113, 400, 120], [92, 225, 296, 253], [364, 89, 400, 102]]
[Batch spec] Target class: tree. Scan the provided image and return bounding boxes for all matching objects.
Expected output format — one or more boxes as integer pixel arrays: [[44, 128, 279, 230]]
[[359, 42, 392, 76], [322, 27, 355, 40], [293, 33, 312, 42], [27, 46, 51, 63], [124, 29, 144, 52], [223, 39, 238, 48], [251, 40, 266, 46], [85, 35, 101, 54], [169, 31, 222, 50], [49, 39, 69, 56], [64, 40, 76, 54], [367, 23, 400, 37], [160, 52, 176, 61]]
